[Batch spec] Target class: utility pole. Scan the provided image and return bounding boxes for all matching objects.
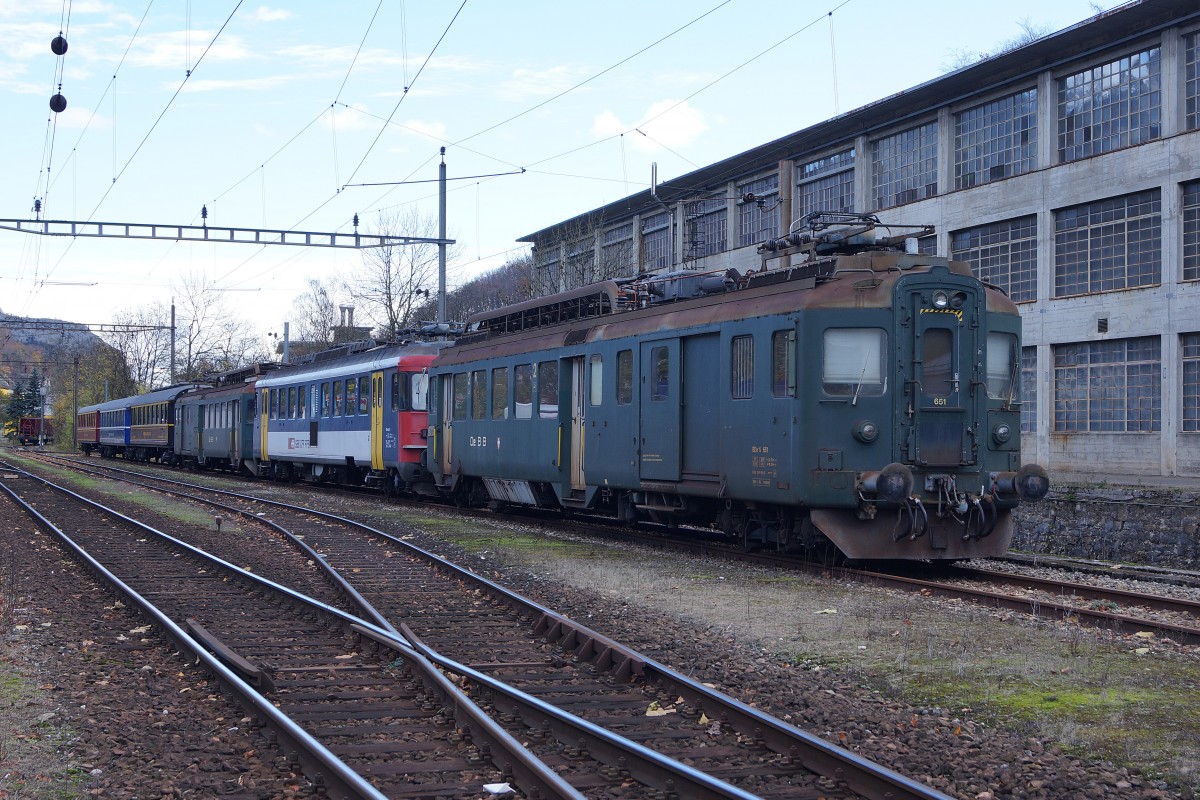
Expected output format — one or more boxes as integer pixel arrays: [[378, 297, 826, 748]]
[[72, 356, 79, 452], [170, 302, 176, 383], [438, 147, 447, 325]]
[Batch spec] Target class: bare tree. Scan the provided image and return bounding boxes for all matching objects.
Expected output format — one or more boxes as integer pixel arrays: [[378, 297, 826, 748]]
[[172, 271, 269, 381], [942, 18, 1054, 71], [286, 277, 341, 355], [414, 254, 536, 323], [105, 304, 172, 391], [343, 208, 457, 337]]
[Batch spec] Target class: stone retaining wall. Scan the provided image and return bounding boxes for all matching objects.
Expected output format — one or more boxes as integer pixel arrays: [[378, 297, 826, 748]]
[[1012, 485, 1200, 569]]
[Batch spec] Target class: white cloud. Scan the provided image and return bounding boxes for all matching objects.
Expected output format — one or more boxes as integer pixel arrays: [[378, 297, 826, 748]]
[[399, 119, 447, 141], [254, 7, 291, 22], [592, 99, 709, 152], [498, 65, 584, 102]]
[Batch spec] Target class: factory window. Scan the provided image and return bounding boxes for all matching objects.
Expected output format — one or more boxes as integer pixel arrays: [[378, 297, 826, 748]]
[[1058, 47, 1160, 162], [1185, 181, 1200, 282], [871, 124, 937, 210], [1021, 347, 1037, 434], [358, 377, 370, 414], [954, 89, 1037, 189], [1053, 336, 1160, 432], [951, 216, 1038, 302], [492, 367, 508, 419], [684, 195, 726, 261], [333, 381, 343, 416], [321, 383, 330, 416], [1188, 33, 1199, 131], [565, 237, 594, 286], [771, 330, 796, 398], [471, 370, 487, 420], [918, 235, 938, 256], [411, 373, 428, 411], [515, 365, 533, 419], [651, 346, 669, 401], [986, 333, 1018, 400], [641, 212, 672, 271], [616, 350, 633, 405], [738, 173, 779, 246], [1054, 190, 1160, 297], [823, 329, 887, 397], [796, 149, 854, 221], [452, 373, 468, 421], [731, 335, 754, 400], [1184, 333, 1200, 432], [538, 361, 558, 419], [601, 224, 634, 275], [589, 355, 603, 406]]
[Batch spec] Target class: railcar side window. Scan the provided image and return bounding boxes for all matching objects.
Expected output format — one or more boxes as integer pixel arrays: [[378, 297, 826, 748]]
[[515, 365, 533, 419], [287, 387, 296, 419], [616, 350, 633, 405], [731, 335, 754, 399], [772, 330, 797, 397], [492, 367, 509, 419], [333, 381, 344, 416], [269, 389, 278, 419], [538, 362, 559, 419], [651, 347, 669, 401], [345, 379, 357, 416], [411, 373, 428, 411], [986, 332, 1018, 400], [298, 385, 307, 419], [391, 373, 400, 412], [453, 373, 468, 420], [823, 329, 887, 396], [589, 355, 603, 406], [321, 383, 330, 416], [471, 370, 487, 419], [922, 330, 954, 399], [358, 377, 370, 414]]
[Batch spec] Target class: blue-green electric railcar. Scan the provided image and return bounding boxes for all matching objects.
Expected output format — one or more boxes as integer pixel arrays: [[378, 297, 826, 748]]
[[428, 218, 1048, 560]]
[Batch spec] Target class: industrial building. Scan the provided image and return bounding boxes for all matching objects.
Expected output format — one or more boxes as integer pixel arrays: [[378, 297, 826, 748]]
[[520, 0, 1200, 479]]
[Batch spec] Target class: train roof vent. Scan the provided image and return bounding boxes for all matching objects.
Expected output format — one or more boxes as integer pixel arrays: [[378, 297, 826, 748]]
[[465, 281, 621, 337]]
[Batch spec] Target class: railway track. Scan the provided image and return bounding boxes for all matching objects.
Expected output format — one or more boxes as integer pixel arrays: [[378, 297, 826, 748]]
[[10, 454, 953, 800]]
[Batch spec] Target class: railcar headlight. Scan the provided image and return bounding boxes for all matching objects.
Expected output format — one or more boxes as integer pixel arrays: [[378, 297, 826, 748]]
[[950, 291, 967, 309], [932, 291, 949, 309], [853, 419, 879, 443], [992, 423, 1012, 444]]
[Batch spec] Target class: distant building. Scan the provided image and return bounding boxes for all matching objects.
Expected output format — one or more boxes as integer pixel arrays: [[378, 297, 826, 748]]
[[520, 0, 1200, 479]]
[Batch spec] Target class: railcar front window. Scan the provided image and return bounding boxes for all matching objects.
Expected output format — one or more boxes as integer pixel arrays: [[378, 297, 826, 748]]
[[823, 329, 886, 396], [411, 373, 429, 411], [986, 333, 1018, 400], [922, 329, 955, 399]]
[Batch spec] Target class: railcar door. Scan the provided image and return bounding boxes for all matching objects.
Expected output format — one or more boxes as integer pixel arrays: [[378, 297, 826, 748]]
[[902, 287, 979, 467], [438, 374, 454, 478], [370, 371, 385, 470], [639, 339, 681, 481], [569, 357, 586, 490], [259, 388, 269, 460]]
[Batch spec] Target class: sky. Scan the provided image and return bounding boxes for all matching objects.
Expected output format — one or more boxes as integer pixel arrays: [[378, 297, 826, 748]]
[[0, 0, 1123, 342]]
